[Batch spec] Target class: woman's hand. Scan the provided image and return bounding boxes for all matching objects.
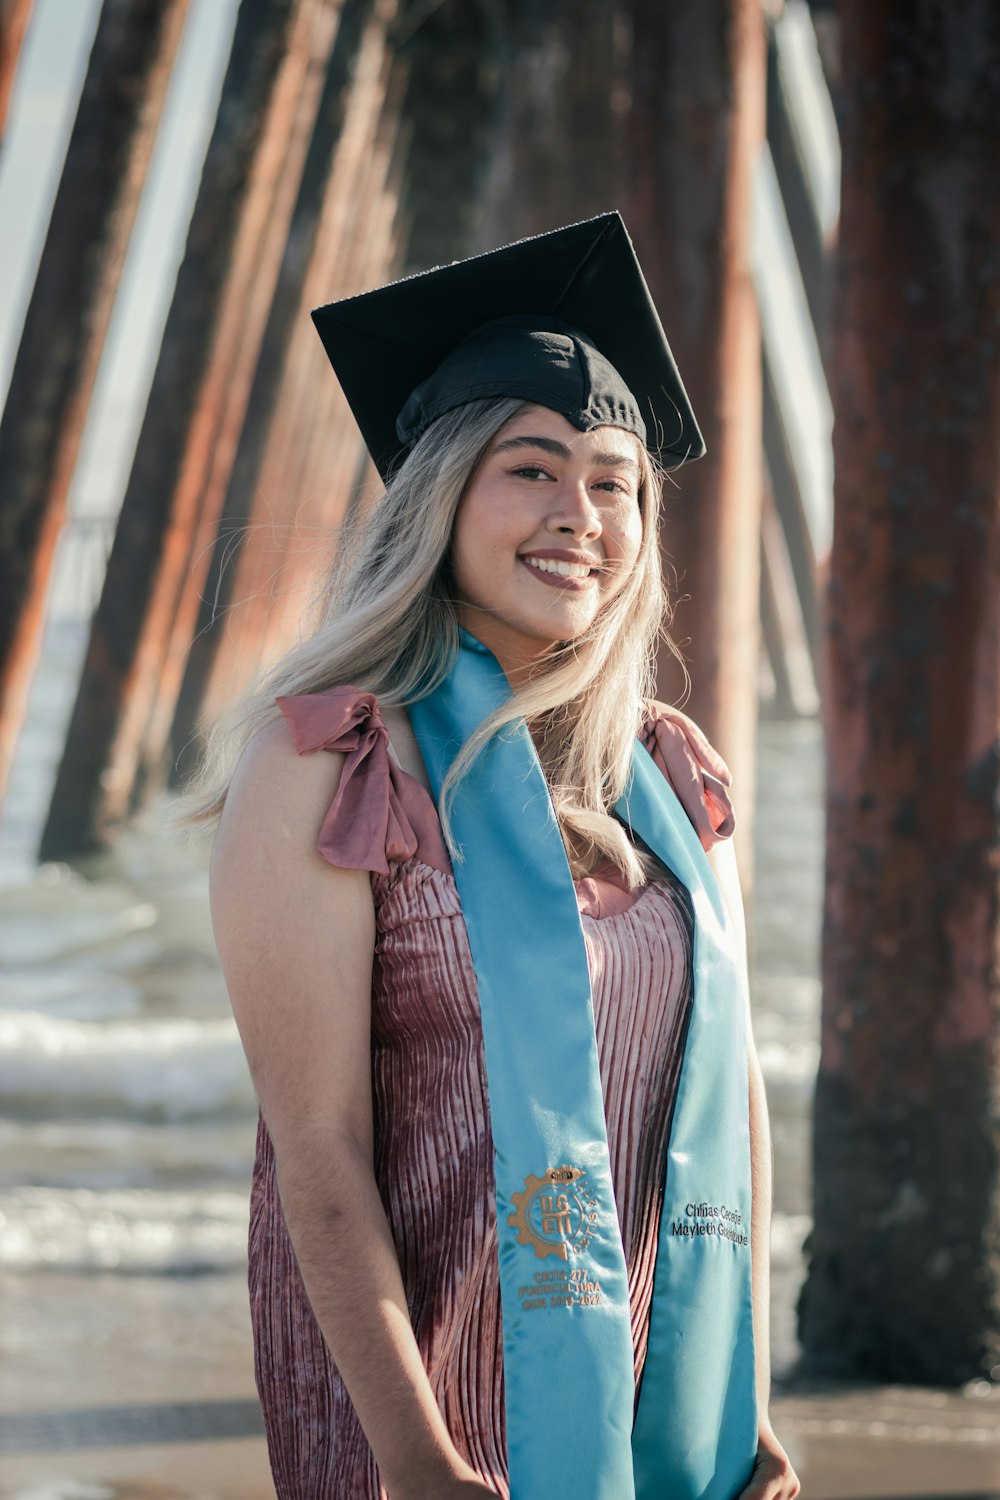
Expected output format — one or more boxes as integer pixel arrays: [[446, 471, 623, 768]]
[[393, 1467, 497, 1498], [426, 1483, 497, 1498], [736, 1422, 800, 1499], [644, 701, 736, 848]]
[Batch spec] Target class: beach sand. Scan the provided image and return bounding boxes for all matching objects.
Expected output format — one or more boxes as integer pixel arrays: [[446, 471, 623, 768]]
[[2, 1264, 999, 1500]]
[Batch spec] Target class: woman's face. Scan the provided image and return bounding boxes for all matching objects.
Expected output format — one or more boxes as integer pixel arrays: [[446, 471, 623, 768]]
[[450, 404, 645, 681]]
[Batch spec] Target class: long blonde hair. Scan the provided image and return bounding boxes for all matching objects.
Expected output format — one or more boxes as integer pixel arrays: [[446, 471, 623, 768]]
[[168, 396, 687, 887]]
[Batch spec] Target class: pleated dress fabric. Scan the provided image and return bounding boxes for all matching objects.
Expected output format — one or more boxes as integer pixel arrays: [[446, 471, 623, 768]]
[[249, 687, 699, 1500]]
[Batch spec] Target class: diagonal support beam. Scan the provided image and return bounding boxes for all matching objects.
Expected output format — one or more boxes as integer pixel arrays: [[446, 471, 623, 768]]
[[40, 0, 343, 860], [0, 0, 36, 140], [627, 0, 767, 888], [0, 0, 191, 804]]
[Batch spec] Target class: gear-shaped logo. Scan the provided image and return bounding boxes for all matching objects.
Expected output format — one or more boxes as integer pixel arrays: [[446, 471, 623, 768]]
[[508, 1165, 599, 1260]]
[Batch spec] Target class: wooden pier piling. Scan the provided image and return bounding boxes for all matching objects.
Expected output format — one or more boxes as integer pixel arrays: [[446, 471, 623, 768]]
[[0, 0, 190, 807], [627, 0, 767, 870], [40, 0, 340, 858], [187, 0, 401, 743], [800, 0, 1000, 1384], [0, 0, 34, 138]]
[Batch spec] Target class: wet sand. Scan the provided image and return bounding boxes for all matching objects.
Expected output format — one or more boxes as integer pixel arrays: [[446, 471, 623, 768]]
[[2, 1270, 999, 1500], [2, 1299, 1000, 1500]]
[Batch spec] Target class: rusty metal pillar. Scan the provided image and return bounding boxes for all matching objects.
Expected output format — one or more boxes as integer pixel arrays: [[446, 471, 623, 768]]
[[0, 0, 190, 806], [477, 0, 627, 249], [39, 0, 342, 860], [627, 0, 767, 877], [189, 0, 402, 733], [798, 2, 1000, 1383], [765, 6, 837, 362], [166, 0, 376, 785], [0, 0, 35, 138], [270, 45, 408, 630], [247, 172, 402, 677], [393, 0, 505, 268], [230, 36, 404, 677]]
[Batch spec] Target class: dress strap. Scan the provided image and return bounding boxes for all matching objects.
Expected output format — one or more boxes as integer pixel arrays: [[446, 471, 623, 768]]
[[275, 686, 445, 876], [639, 706, 736, 847]]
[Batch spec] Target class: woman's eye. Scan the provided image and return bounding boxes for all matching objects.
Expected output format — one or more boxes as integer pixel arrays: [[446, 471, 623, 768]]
[[509, 465, 634, 498]]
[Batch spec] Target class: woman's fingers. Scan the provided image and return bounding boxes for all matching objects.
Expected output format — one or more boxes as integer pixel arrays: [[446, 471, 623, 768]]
[[735, 1433, 801, 1500], [738, 1477, 800, 1500]]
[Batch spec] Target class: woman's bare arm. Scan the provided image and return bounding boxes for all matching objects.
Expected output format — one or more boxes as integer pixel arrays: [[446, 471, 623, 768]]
[[209, 720, 493, 1498]]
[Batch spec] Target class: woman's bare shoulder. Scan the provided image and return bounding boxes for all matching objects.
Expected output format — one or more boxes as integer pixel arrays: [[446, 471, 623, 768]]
[[220, 713, 347, 851], [208, 713, 377, 1157]]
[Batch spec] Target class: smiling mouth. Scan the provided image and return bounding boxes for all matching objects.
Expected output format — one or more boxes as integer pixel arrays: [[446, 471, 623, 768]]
[[521, 556, 598, 583]]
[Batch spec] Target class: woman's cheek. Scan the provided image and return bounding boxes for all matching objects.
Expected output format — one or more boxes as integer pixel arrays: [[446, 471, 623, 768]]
[[609, 526, 642, 595]]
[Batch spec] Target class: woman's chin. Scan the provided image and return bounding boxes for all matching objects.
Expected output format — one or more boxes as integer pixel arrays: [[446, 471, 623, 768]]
[[505, 608, 597, 651], [457, 606, 597, 675]]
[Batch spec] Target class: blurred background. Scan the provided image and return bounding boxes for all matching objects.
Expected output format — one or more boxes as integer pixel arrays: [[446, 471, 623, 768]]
[[0, 1, 997, 1496]]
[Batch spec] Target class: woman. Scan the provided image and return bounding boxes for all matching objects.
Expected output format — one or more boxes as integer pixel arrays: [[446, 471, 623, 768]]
[[180, 214, 799, 1499]]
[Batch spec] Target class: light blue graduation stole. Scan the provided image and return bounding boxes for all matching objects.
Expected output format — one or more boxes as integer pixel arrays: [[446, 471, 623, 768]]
[[408, 631, 757, 1499]]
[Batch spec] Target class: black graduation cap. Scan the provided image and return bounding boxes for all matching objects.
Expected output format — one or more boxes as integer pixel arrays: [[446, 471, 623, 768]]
[[311, 211, 705, 481]]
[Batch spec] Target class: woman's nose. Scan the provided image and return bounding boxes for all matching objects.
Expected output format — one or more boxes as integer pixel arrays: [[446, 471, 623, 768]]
[[547, 480, 602, 537]]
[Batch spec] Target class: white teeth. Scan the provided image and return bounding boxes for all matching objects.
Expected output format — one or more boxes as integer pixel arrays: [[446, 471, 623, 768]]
[[524, 556, 592, 580]]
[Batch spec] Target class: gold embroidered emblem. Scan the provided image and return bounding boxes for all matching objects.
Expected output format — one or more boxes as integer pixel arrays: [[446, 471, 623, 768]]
[[508, 1165, 599, 1260]]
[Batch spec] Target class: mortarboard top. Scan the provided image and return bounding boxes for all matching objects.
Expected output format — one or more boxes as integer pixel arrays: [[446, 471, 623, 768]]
[[311, 211, 705, 481]]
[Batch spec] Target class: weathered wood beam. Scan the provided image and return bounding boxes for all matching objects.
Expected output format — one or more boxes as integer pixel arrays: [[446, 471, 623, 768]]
[[751, 135, 832, 688], [477, 0, 626, 249], [255, 130, 404, 675], [766, 3, 839, 361], [627, 0, 767, 876], [799, 0, 1000, 1384], [0, 0, 190, 806], [278, 53, 406, 602], [186, 0, 402, 736], [389, 0, 504, 268], [761, 351, 822, 661], [165, 0, 376, 787], [759, 465, 819, 719], [39, 0, 341, 860], [0, 0, 35, 139]]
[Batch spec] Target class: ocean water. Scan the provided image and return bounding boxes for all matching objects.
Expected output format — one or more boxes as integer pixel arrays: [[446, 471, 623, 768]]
[[0, 620, 821, 1367]]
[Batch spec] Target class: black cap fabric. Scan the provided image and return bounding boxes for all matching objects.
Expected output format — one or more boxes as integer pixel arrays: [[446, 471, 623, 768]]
[[396, 315, 649, 449], [311, 211, 705, 480]]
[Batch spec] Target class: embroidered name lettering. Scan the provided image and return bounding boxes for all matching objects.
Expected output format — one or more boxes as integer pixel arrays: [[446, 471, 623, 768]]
[[670, 1200, 749, 1247]]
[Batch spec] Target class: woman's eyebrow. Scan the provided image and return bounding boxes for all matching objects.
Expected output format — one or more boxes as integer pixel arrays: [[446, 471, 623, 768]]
[[492, 435, 572, 459], [492, 434, 640, 474], [592, 448, 640, 475]]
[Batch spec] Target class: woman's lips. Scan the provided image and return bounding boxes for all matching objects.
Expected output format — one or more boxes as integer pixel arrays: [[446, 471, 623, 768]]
[[519, 557, 597, 591]]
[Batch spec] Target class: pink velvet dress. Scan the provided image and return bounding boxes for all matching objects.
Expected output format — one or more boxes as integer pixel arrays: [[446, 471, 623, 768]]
[[249, 687, 702, 1499]]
